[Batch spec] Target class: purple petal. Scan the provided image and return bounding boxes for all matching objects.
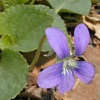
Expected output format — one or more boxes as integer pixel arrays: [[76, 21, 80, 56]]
[[74, 24, 90, 56], [57, 70, 75, 94], [74, 61, 95, 84], [45, 27, 70, 59], [37, 63, 62, 88]]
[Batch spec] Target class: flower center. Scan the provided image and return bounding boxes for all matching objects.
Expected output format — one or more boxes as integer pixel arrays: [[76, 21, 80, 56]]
[[62, 58, 77, 75]]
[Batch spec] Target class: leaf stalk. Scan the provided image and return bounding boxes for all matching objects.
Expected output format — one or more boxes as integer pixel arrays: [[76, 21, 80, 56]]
[[29, 34, 46, 71]]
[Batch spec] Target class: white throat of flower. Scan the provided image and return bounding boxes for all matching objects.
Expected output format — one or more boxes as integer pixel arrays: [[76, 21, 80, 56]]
[[62, 58, 78, 75]]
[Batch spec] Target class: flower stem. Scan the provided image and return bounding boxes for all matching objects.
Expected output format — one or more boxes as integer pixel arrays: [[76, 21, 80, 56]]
[[30, 0, 35, 5], [67, 34, 74, 55], [56, 54, 75, 64], [29, 35, 46, 71]]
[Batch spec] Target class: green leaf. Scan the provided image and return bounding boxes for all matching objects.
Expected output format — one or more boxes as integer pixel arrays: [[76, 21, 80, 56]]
[[0, 35, 14, 49], [0, 49, 28, 100], [47, 0, 91, 15], [91, 0, 100, 3], [34, 5, 67, 51], [0, 0, 29, 8], [0, 5, 53, 52]]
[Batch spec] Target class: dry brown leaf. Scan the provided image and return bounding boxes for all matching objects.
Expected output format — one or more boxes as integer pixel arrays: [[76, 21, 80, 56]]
[[83, 3, 100, 39], [84, 45, 100, 73], [83, 16, 100, 39]]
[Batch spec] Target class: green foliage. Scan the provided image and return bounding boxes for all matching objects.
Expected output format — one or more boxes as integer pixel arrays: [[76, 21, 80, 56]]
[[35, 5, 67, 33], [0, 0, 29, 8], [47, 0, 91, 15], [91, 0, 100, 3], [0, 49, 28, 100], [35, 5, 67, 51], [0, 5, 53, 52]]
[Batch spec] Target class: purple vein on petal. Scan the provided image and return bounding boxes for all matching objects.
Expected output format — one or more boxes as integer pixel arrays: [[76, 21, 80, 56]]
[[45, 27, 70, 59], [57, 70, 75, 94], [74, 24, 90, 56], [37, 63, 62, 88], [74, 61, 95, 84]]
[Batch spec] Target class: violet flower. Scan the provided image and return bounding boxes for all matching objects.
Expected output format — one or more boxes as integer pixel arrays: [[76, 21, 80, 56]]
[[37, 24, 95, 94]]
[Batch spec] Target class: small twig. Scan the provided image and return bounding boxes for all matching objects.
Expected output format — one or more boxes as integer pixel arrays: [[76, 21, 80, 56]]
[[80, 55, 88, 62], [63, 92, 69, 100], [73, 79, 80, 90], [27, 96, 31, 100]]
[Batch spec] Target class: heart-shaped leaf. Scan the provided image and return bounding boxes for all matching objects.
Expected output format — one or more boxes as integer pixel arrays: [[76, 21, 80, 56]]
[[34, 5, 67, 51], [0, 0, 29, 8], [0, 5, 53, 52], [0, 49, 28, 100], [47, 0, 91, 15]]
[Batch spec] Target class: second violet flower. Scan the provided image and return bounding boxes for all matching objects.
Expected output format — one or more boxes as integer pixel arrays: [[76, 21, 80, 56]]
[[37, 24, 95, 94]]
